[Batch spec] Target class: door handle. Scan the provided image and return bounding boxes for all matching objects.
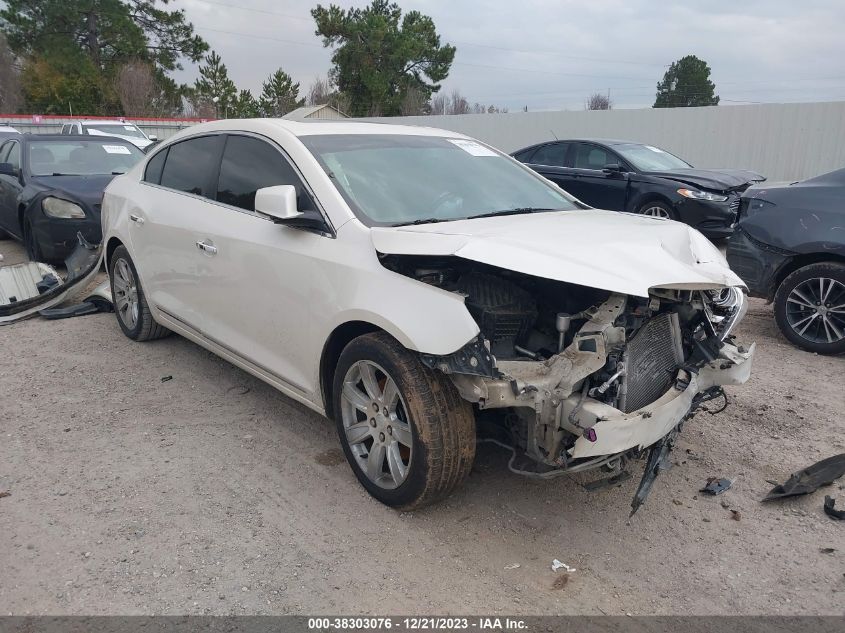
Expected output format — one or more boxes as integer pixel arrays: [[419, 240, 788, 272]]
[[129, 214, 145, 225], [196, 240, 218, 255]]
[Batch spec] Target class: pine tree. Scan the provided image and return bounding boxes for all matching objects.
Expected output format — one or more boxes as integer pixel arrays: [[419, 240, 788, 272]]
[[194, 50, 237, 118], [259, 69, 304, 117]]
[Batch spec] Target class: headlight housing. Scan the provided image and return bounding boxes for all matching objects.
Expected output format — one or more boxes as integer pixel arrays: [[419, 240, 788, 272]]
[[677, 188, 728, 203], [42, 197, 86, 219]]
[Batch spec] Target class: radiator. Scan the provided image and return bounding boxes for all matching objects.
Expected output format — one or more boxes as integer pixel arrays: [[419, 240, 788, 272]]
[[620, 312, 685, 413]]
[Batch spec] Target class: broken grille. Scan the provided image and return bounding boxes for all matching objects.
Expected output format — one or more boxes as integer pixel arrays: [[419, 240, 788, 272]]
[[620, 312, 684, 413]]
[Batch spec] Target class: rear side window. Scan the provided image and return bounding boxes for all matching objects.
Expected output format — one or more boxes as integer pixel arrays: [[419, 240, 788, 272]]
[[216, 135, 314, 212], [573, 143, 612, 170], [144, 148, 168, 184], [511, 148, 536, 163], [160, 135, 223, 197], [531, 143, 570, 167]]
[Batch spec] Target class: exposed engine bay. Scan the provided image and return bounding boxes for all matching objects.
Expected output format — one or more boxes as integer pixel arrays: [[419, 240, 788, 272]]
[[380, 253, 755, 513]]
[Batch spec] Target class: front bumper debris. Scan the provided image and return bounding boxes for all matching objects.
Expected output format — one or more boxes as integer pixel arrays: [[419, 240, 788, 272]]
[[567, 341, 755, 459]]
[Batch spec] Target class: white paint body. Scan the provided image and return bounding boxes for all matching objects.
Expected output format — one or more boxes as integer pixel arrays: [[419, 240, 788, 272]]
[[101, 118, 750, 439]]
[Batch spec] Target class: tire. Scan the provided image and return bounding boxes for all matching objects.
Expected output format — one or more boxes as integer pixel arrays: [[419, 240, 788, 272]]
[[332, 331, 476, 510], [637, 200, 677, 221], [22, 217, 45, 262], [774, 262, 845, 355], [108, 245, 170, 342]]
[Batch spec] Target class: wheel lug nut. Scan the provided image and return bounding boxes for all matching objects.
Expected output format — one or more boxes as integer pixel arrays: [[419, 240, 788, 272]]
[[387, 426, 392, 435], [370, 419, 376, 427], [379, 432, 385, 442]]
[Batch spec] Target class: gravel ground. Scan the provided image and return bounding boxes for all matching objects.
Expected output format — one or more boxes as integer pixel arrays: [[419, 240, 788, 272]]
[[1, 237, 843, 616]]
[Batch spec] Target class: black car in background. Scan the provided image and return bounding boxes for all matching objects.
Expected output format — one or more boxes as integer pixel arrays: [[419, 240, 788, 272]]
[[727, 168, 845, 355], [512, 139, 765, 238], [0, 134, 143, 262]]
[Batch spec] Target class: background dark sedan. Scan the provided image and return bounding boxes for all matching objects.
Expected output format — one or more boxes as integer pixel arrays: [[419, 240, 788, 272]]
[[727, 167, 845, 355], [0, 134, 143, 262], [512, 139, 765, 238]]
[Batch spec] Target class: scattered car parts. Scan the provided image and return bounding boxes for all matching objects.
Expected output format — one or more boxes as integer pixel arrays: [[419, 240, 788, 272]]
[[0, 233, 103, 324], [700, 477, 733, 496], [762, 454, 845, 501], [823, 496, 845, 520]]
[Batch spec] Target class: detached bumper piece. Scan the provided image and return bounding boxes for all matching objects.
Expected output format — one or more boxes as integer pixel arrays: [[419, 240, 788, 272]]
[[0, 233, 103, 324]]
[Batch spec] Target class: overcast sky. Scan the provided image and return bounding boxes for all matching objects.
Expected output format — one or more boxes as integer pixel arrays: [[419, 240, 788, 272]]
[[171, 0, 845, 111]]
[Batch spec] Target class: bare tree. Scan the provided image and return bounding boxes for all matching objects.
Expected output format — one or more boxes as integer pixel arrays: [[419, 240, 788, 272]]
[[0, 33, 23, 113], [306, 75, 351, 115], [400, 85, 428, 115], [586, 92, 612, 110], [115, 60, 159, 116]]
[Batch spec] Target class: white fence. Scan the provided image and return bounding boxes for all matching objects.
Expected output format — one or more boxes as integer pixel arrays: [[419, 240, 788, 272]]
[[365, 101, 845, 182]]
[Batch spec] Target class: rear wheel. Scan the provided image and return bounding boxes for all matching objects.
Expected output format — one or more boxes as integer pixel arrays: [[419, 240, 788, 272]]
[[108, 245, 170, 341], [332, 332, 476, 510], [637, 200, 677, 220], [774, 262, 845, 355]]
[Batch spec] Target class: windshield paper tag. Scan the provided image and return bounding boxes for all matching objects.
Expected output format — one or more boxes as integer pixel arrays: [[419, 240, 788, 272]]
[[103, 145, 131, 154], [123, 125, 135, 131], [447, 139, 498, 157]]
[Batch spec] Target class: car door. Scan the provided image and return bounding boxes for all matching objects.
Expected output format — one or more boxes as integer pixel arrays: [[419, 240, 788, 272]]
[[185, 133, 328, 393], [525, 142, 580, 196], [0, 140, 23, 236], [130, 134, 226, 332], [565, 142, 629, 210]]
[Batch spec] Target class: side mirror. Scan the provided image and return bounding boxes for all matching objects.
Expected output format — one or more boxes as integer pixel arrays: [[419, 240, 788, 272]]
[[255, 185, 328, 232], [602, 163, 624, 174], [0, 162, 17, 177], [148, 134, 158, 141]]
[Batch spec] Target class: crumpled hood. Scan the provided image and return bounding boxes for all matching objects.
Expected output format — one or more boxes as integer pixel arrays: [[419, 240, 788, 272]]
[[30, 174, 115, 211], [642, 168, 765, 192], [371, 210, 744, 298]]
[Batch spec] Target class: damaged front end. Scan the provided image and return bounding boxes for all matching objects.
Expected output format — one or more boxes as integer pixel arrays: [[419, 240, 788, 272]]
[[384, 255, 754, 513]]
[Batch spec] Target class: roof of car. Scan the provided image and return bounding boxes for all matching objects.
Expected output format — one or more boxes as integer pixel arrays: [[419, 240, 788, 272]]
[[76, 120, 138, 126], [165, 117, 472, 142], [22, 134, 140, 143]]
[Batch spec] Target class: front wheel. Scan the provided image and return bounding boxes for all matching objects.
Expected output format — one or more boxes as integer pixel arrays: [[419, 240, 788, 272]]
[[637, 200, 677, 220], [332, 332, 476, 510], [22, 217, 45, 262], [774, 262, 845, 355], [108, 245, 170, 342]]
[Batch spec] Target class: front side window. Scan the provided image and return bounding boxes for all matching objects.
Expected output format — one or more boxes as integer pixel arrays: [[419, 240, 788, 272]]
[[613, 143, 692, 171], [531, 143, 570, 167], [27, 140, 142, 176], [573, 144, 613, 170], [300, 134, 577, 226], [216, 135, 314, 212], [5, 142, 20, 169], [159, 135, 223, 197]]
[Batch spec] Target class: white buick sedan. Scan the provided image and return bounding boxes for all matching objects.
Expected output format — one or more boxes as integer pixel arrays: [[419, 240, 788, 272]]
[[101, 119, 754, 512]]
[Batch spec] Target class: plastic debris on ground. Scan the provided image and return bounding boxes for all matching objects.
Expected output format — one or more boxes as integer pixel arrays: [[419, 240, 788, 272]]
[[700, 477, 733, 495], [551, 559, 576, 572], [762, 453, 845, 501], [823, 496, 845, 520]]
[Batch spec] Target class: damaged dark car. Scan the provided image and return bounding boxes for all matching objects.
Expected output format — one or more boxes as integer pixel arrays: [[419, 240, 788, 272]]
[[727, 167, 845, 354], [512, 139, 765, 238], [0, 134, 143, 263]]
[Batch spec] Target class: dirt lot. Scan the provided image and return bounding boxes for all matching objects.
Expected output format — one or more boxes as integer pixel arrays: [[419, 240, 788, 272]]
[[1, 238, 843, 616]]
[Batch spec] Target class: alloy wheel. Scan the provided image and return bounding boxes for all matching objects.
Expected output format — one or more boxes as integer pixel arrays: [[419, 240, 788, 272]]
[[785, 277, 845, 344], [340, 360, 413, 489], [641, 205, 671, 218], [112, 258, 140, 331]]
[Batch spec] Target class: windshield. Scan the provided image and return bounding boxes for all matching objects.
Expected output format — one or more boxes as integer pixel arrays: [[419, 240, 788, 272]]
[[28, 140, 144, 176], [614, 143, 692, 171], [300, 134, 577, 225], [83, 124, 147, 139]]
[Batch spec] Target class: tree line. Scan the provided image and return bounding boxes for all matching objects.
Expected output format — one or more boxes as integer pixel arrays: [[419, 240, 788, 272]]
[[0, 1, 718, 118]]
